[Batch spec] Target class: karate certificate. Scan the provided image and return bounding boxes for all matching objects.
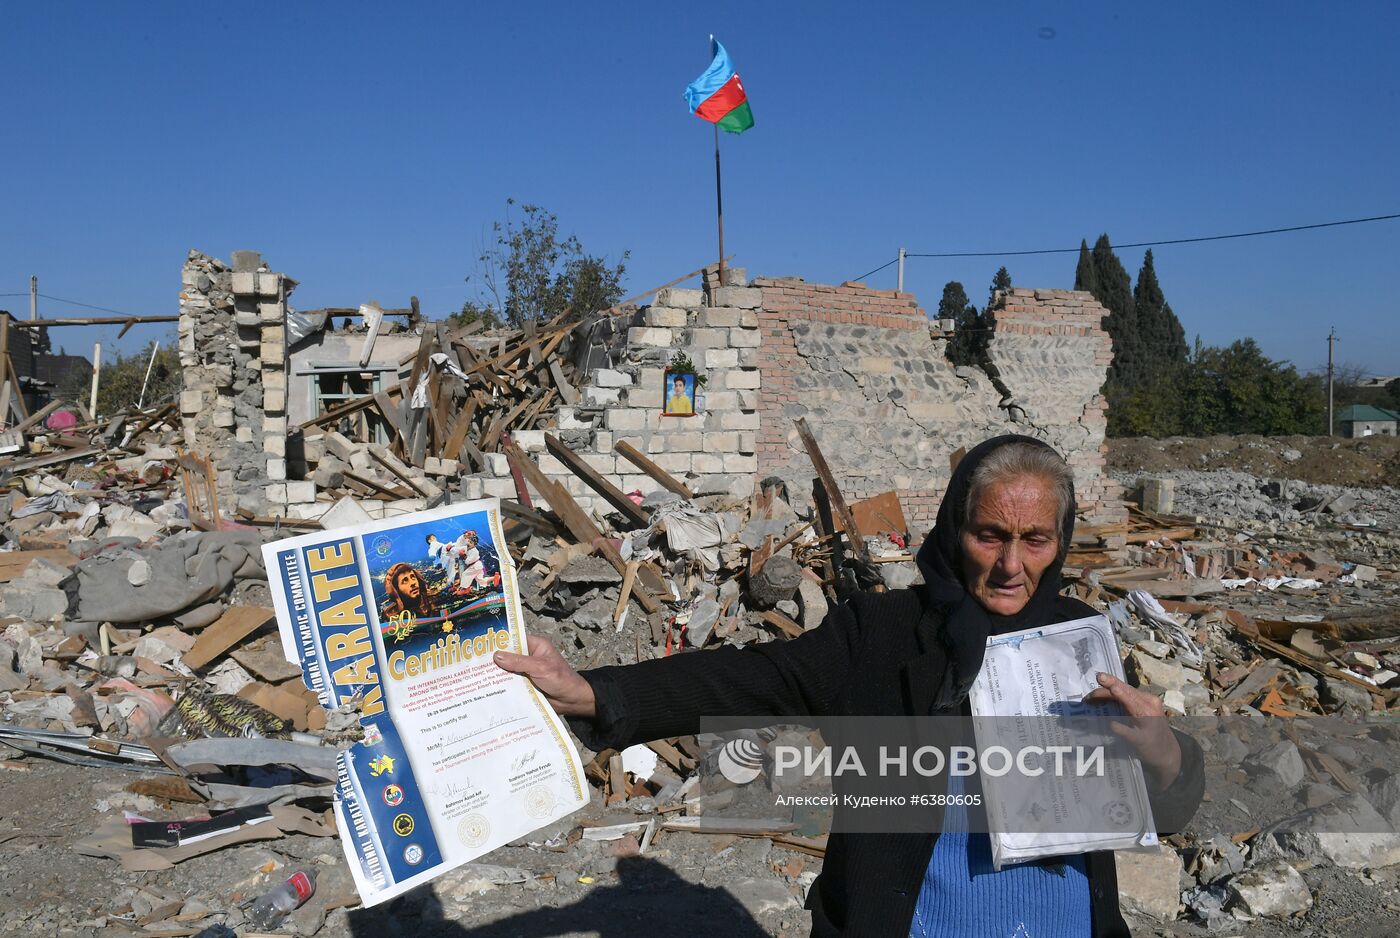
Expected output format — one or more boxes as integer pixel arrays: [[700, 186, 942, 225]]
[[263, 498, 588, 905], [968, 614, 1157, 869]]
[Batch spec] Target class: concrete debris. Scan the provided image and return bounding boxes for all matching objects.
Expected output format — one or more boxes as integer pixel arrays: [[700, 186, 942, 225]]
[[1244, 740, 1307, 788], [1228, 859, 1313, 917], [1114, 846, 1183, 921]]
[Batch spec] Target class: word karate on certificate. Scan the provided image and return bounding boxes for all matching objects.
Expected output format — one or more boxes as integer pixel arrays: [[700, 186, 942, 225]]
[[263, 499, 587, 905]]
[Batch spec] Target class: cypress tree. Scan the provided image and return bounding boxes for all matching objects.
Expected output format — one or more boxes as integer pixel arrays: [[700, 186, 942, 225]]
[[1086, 234, 1138, 386], [1133, 249, 1188, 373], [1074, 240, 1098, 295], [940, 281, 983, 366], [989, 266, 1012, 304]]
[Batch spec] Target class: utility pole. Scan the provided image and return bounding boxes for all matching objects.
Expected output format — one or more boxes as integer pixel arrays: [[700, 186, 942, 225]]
[[1327, 326, 1338, 437], [29, 276, 36, 321], [897, 248, 906, 292]]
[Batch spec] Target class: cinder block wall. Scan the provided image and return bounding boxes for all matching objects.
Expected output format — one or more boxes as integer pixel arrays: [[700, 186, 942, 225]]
[[466, 284, 763, 512], [753, 278, 1124, 529]]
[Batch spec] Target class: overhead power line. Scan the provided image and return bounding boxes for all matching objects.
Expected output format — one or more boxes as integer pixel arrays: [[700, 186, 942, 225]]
[[36, 292, 143, 316], [853, 210, 1400, 281], [851, 257, 899, 283]]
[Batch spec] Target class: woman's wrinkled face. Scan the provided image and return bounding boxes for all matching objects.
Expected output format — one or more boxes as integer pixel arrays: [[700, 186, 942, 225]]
[[959, 476, 1060, 616]]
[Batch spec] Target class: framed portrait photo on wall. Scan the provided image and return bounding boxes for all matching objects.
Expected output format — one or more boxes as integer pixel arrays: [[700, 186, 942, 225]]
[[662, 369, 696, 416]]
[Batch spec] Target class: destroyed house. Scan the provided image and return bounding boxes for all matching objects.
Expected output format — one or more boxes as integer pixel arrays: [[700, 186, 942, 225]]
[[177, 250, 1125, 531]]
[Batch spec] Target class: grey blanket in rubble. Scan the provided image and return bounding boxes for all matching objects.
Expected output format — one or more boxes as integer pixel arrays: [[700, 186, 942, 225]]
[[71, 530, 266, 624]]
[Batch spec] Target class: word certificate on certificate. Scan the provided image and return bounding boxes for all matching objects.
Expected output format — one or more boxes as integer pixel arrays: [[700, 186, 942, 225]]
[[263, 498, 587, 905]]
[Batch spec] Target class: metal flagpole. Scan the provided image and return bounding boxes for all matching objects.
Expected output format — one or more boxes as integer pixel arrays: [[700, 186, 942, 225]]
[[714, 122, 726, 289]]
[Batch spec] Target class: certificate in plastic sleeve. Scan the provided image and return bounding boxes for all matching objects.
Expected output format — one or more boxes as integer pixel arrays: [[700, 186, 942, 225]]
[[968, 614, 1158, 870]]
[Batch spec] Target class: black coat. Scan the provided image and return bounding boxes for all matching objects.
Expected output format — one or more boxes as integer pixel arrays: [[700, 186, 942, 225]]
[[579, 587, 1204, 937]]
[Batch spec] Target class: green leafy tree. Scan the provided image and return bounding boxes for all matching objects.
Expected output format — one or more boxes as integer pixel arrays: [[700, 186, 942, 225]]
[[1387, 377, 1400, 411], [1180, 339, 1324, 436], [940, 281, 982, 366], [453, 199, 628, 328], [56, 340, 181, 416], [1076, 235, 1143, 433], [1088, 235, 1139, 385]]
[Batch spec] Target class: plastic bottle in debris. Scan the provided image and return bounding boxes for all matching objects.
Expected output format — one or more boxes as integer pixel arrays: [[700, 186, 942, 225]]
[[245, 868, 318, 927]]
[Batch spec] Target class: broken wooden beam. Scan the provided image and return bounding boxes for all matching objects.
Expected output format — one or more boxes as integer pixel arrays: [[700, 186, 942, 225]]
[[504, 443, 663, 614], [614, 440, 693, 498], [794, 417, 868, 563], [10, 315, 179, 328], [545, 433, 649, 528]]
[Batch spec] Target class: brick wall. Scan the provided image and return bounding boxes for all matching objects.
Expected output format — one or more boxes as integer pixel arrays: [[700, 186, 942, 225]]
[[429, 274, 1123, 530]]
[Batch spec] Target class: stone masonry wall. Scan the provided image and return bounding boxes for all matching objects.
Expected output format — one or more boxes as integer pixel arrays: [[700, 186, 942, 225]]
[[179, 250, 315, 517], [754, 278, 1124, 529]]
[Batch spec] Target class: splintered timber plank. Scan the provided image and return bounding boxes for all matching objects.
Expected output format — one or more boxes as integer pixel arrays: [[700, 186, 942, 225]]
[[429, 371, 449, 456], [403, 326, 437, 467], [0, 549, 75, 583], [373, 391, 406, 442], [1253, 635, 1396, 702], [122, 403, 177, 446], [534, 324, 572, 366], [758, 609, 804, 639], [4, 355, 28, 421], [443, 403, 477, 468], [794, 417, 868, 562], [504, 443, 661, 615], [452, 341, 512, 394], [544, 433, 649, 528], [498, 499, 557, 536], [182, 607, 275, 670], [344, 470, 408, 499], [614, 440, 693, 498], [479, 414, 508, 454], [0, 445, 99, 473], [12, 399, 64, 434], [661, 817, 798, 835], [368, 448, 428, 497], [547, 358, 577, 405], [299, 386, 384, 430], [520, 387, 557, 429]]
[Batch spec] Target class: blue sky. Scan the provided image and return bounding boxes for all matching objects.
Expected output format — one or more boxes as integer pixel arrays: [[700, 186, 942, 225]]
[[3, 1, 1398, 376]]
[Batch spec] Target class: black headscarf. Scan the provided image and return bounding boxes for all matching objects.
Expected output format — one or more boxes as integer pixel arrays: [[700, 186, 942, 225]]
[[914, 434, 1092, 710]]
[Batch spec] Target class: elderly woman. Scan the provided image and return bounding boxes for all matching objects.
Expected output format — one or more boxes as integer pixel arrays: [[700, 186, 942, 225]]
[[497, 435, 1203, 937]]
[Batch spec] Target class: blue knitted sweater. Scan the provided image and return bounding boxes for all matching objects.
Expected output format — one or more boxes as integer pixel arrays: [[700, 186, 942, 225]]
[[909, 774, 1091, 938]]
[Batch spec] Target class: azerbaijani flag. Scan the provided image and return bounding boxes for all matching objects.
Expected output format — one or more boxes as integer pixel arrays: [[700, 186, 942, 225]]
[[684, 38, 754, 134]]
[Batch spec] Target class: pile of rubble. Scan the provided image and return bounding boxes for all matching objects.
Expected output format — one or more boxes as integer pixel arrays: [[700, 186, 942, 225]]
[[2, 408, 1400, 935], [1114, 468, 1400, 535], [1065, 494, 1400, 934], [0, 407, 907, 934]]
